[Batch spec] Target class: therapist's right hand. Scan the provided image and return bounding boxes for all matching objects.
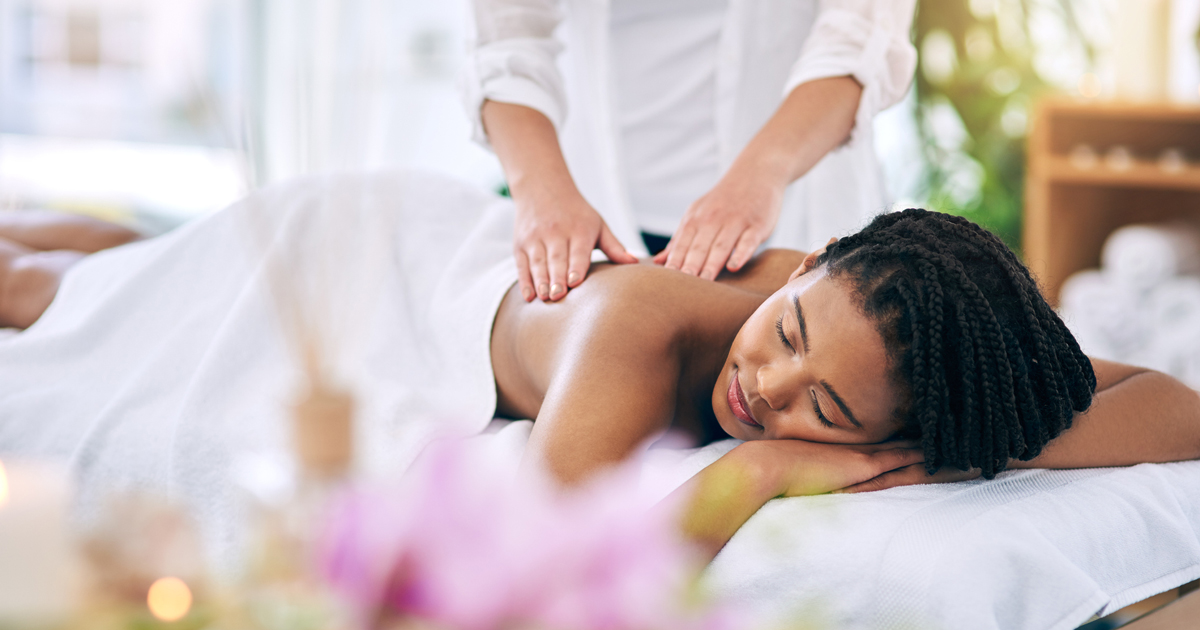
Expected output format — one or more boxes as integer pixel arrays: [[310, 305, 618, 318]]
[[513, 190, 637, 302]]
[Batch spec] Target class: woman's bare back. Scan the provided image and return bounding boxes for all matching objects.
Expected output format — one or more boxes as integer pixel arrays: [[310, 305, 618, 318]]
[[489, 249, 806, 480]]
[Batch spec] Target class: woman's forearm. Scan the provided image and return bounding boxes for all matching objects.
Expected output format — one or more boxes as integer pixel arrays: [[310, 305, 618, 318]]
[[667, 439, 921, 561], [481, 101, 580, 203], [1012, 362, 1200, 469], [728, 76, 862, 190], [669, 442, 784, 561]]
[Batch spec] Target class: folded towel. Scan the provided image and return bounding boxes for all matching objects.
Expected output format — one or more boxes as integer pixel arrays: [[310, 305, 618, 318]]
[[1133, 277, 1200, 387], [1148, 276, 1200, 345], [1101, 223, 1200, 290]]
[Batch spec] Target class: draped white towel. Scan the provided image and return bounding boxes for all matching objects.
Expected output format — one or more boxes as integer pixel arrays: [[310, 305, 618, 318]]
[[0, 171, 519, 570]]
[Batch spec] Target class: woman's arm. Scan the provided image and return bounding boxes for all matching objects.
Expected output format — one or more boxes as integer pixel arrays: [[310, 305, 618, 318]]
[[483, 102, 636, 304], [843, 358, 1200, 493], [659, 0, 919, 279], [466, 0, 637, 303], [657, 77, 861, 279], [0, 211, 141, 253], [1010, 358, 1200, 468], [670, 439, 922, 561]]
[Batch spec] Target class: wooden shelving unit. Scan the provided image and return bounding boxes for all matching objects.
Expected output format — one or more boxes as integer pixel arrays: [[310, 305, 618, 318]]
[[1024, 99, 1200, 306]]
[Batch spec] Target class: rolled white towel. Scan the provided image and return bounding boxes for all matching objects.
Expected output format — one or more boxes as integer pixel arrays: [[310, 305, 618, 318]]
[[1127, 277, 1200, 382], [1101, 223, 1200, 290], [1148, 276, 1200, 347], [1057, 270, 1149, 362]]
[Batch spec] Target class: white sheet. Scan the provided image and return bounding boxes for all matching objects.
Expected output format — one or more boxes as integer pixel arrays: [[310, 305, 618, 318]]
[[0, 171, 518, 566], [1, 171, 1198, 629], [476, 421, 1200, 630]]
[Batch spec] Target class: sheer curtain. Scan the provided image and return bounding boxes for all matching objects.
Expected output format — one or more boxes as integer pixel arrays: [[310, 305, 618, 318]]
[[242, 0, 499, 188]]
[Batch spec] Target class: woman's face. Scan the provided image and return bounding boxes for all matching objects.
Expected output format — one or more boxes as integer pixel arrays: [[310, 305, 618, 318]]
[[713, 265, 903, 444]]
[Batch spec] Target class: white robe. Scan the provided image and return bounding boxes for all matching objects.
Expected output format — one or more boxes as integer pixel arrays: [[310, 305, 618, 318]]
[[462, 0, 918, 253]]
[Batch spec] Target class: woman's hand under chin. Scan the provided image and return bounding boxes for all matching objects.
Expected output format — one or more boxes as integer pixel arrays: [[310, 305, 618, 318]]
[[837, 462, 983, 493], [673, 437, 922, 561], [741, 438, 925, 497]]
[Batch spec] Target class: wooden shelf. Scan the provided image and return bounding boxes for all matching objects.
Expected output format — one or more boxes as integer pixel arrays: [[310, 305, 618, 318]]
[[1041, 155, 1200, 191], [1024, 99, 1200, 306]]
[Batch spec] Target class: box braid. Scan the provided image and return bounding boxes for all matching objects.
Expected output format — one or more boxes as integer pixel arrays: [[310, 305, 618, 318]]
[[815, 209, 1096, 478]]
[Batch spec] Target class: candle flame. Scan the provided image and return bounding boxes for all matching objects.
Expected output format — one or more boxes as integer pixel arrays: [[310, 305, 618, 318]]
[[0, 459, 8, 508], [147, 577, 192, 622]]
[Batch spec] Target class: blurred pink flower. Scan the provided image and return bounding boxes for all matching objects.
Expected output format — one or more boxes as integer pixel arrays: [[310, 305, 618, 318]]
[[319, 440, 735, 630]]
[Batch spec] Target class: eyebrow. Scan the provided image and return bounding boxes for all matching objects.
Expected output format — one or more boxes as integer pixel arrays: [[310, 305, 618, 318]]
[[821, 379, 863, 429], [793, 295, 864, 430], [791, 295, 810, 353]]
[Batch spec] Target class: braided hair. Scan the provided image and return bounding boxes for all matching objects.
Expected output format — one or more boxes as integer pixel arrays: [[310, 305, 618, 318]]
[[816, 209, 1096, 478]]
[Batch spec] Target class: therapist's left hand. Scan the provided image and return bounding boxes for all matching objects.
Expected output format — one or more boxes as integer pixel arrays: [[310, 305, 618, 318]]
[[654, 169, 785, 280]]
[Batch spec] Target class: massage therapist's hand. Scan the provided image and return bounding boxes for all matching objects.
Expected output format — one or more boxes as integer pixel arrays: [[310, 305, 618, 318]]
[[655, 167, 785, 280], [513, 188, 637, 302], [481, 101, 638, 303], [655, 76, 864, 281]]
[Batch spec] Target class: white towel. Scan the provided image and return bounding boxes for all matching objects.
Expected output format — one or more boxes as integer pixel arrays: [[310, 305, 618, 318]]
[[1057, 270, 1147, 361], [464, 422, 1200, 630], [0, 171, 519, 569], [1101, 223, 1200, 290], [1139, 277, 1200, 388]]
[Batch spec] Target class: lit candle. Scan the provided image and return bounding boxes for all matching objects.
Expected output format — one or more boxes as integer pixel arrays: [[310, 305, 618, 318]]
[[147, 576, 193, 622], [0, 458, 81, 625]]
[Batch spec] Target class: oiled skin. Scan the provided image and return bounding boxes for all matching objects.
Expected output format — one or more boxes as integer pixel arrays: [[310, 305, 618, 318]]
[[489, 249, 1200, 495], [490, 250, 807, 481]]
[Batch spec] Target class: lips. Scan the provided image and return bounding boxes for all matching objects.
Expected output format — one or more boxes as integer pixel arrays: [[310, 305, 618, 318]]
[[727, 370, 761, 428]]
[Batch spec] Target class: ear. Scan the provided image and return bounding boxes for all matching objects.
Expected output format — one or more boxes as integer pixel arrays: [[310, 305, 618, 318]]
[[788, 237, 838, 282]]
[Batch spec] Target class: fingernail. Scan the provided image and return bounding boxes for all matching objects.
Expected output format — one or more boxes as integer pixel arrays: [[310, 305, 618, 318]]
[[567, 272, 580, 285], [522, 287, 534, 301], [830, 489, 846, 495], [550, 283, 564, 297], [537, 283, 549, 298]]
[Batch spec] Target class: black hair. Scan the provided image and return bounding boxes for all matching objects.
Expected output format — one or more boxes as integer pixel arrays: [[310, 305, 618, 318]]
[[816, 209, 1096, 478]]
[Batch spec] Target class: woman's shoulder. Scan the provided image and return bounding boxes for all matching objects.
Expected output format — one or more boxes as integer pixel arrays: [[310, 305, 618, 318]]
[[495, 249, 797, 361], [715, 248, 807, 295], [572, 248, 803, 316]]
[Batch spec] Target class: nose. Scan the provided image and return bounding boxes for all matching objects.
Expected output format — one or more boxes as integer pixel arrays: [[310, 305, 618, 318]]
[[756, 362, 798, 411]]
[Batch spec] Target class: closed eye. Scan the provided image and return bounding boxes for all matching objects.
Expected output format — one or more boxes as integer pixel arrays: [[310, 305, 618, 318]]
[[776, 315, 794, 351], [811, 390, 835, 428]]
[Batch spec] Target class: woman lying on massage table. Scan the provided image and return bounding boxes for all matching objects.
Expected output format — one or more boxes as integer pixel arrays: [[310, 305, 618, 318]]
[[0, 211, 140, 328], [5, 198, 1199, 564], [488, 208, 1200, 560]]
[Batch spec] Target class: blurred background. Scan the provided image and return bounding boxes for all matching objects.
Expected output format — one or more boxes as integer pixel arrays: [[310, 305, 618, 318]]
[[0, 0, 1197, 242]]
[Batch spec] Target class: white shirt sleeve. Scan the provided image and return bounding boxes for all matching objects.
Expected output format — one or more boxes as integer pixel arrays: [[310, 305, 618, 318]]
[[782, 0, 918, 144], [462, 0, 568, 148]]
